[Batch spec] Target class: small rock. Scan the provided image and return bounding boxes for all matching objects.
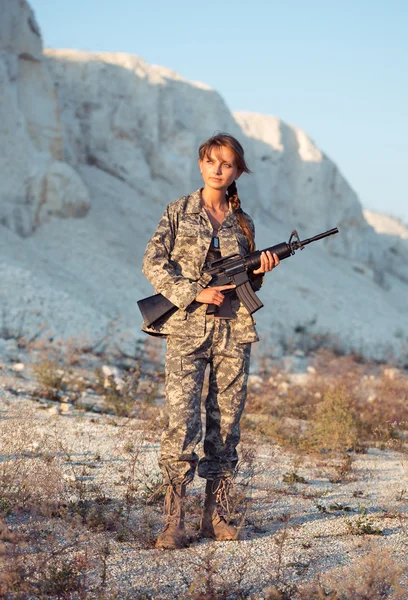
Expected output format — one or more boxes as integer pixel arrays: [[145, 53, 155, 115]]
[[10, 362, 25, 372], [307, 366, 316, 375], [288, 373, 310, 386], [278, 381, 289, 394], [84, 388, 98, 395], [102, 365, 120, 378], [248, 375, 263, 389], [60, 402, 74, 413], [383, 368, 399, 380], [48, 405, 61, 415], [102, 365, 124, 390]]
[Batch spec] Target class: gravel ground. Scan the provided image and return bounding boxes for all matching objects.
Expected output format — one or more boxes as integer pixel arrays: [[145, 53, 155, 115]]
[[1, 370, 408, 598]]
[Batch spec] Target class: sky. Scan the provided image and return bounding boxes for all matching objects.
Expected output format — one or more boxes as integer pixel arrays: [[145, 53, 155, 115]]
[[29, 0, 408, 223]]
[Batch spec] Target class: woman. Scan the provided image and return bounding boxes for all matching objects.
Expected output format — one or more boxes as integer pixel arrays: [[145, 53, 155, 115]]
[[142, 133, 279, 550]]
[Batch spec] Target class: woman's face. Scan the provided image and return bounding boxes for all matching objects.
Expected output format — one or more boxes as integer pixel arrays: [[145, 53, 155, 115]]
[[199, 146, 242, 192]]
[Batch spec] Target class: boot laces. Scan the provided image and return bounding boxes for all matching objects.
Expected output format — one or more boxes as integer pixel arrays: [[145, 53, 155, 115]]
[[213, 476, 234, 521], [164, 480, 186, 526]]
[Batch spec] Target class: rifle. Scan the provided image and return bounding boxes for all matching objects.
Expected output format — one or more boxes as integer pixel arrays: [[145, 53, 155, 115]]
[[138, 227, 339, 328]]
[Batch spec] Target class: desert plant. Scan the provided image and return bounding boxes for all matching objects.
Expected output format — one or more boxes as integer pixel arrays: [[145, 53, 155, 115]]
[[307, 388, 358, 453], [345, 507, 383, 536], [300, 546, 405, 599], [33, 359, 66, 398], [95, 366, 141, 417]]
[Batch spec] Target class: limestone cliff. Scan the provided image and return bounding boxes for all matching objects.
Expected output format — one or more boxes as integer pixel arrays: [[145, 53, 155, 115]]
[[0, 0, 406, 360], [0, 0, 89, 237]]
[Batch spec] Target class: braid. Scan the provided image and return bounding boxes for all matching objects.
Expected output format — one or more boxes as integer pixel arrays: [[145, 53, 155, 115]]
[[227, 181, 255, 252]]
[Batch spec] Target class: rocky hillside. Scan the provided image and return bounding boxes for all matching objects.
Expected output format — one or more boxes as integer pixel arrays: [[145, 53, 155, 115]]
[[0, 0, 407, 361]]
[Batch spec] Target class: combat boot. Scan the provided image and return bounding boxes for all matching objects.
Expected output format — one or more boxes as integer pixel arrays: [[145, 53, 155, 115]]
[[200, 478, 239, 541], [155, 481, 188, 550]]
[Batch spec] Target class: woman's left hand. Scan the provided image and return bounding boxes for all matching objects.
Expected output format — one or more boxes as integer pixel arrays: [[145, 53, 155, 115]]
[[252, 251, 280, 275]]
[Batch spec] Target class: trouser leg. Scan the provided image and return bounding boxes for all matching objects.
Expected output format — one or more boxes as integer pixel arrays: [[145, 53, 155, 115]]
[[159, 332, 211, 484], [198, 321, 252, 480]]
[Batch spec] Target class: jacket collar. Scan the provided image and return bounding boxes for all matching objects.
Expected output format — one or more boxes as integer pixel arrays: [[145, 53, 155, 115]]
[[185, 189, 203, 214], [185, 189, 238, 229]]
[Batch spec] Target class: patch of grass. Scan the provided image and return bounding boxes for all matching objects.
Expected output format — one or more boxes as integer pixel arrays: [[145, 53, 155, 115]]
[[282, 471, 308, 484], [329, 453, 354, 483], [345, 507, 383, 536], [39, 556, 87, 597], [32, 359, 66, 399]]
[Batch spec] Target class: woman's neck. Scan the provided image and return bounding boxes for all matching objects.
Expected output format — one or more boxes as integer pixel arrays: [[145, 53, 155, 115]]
[[201, 187, 227, 211]]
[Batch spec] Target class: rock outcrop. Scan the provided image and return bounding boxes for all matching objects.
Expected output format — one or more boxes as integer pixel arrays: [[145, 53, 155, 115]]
[[0, 0, 90, 237], [0, 0, 407, 360]]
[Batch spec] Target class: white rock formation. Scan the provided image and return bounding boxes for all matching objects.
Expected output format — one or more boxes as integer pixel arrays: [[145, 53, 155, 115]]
[[364, 210, 408, 240], [0, 0, 407, 361], [0, 0, 90, 237]]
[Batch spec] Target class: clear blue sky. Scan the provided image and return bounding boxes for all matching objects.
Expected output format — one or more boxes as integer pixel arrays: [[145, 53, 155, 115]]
[[30, 0, 408, 223]]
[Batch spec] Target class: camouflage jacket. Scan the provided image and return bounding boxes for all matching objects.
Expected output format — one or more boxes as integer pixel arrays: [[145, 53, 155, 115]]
[[141, 189, 263, 342]]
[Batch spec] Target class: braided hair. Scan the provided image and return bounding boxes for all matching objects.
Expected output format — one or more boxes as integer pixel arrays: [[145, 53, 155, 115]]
[[198, 133, 255, 252]]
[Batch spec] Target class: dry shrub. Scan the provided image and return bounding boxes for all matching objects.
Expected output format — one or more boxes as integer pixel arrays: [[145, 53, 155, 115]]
[[28, 332, 164, 420], [95, 366, 141, 417], [306, 388, 358, 453], [0, 517, 99, 598], [32, 359, 65, 396], [246, 349, 408, 454], [181, 545, 254, 599], [356, 375, 408, 444], [0, 407, 66, 515], [300, 546, 406, 599], [312, 350, 408, 445]]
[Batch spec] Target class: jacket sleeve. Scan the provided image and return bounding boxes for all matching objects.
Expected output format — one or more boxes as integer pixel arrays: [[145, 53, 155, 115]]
[[246, 215, 264, 292], [142, 206, 212, 310]]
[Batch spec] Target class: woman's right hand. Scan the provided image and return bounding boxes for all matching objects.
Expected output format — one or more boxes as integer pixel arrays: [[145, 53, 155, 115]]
[[195, 285, 236, 306]]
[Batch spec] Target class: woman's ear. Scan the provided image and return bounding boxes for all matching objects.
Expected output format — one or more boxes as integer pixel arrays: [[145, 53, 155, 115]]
[[198, 159, 203, 173], [235, 169, 243, 180]]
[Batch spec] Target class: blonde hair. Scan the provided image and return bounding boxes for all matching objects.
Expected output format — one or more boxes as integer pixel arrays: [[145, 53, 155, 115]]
[[198, 133, 254, 252]]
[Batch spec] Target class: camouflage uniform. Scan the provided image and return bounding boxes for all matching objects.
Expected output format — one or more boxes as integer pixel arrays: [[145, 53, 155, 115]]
[[142, 189, 263, 483]]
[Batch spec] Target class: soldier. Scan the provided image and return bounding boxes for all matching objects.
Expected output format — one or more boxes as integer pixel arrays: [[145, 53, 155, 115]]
[[142, 133, 280, 549]]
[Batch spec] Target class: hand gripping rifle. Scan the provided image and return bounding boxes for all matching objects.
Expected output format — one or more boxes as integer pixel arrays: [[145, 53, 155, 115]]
[[138, 227, 339, 328]]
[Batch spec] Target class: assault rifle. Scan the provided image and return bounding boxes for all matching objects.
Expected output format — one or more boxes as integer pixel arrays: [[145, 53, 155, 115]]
[[138, 227, 339, 328]]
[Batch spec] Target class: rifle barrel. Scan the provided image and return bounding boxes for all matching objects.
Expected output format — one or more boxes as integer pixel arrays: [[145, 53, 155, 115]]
[[299, 227, 339, 246]]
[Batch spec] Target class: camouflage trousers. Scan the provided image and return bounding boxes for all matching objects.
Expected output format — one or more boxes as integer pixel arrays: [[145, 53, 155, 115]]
[[159, 317, 252, 484]]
